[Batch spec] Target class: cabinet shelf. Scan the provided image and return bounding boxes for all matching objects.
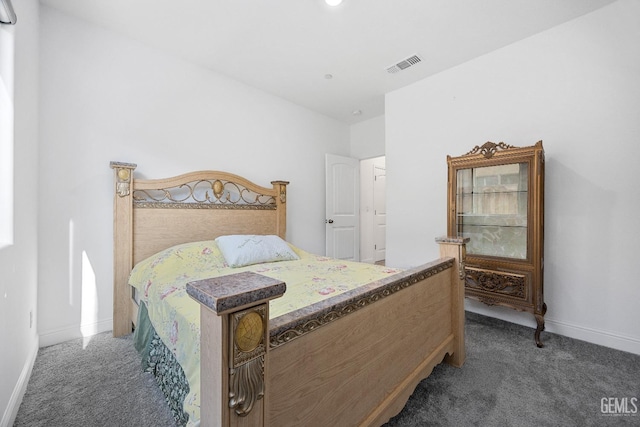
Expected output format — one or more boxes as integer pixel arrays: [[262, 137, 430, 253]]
[[457, 190, 528, 195], [457, 224, 527, 229], [456, 214, 527, 228]]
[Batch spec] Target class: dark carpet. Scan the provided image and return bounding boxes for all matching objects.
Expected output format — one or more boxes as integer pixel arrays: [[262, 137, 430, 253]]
[[386, 313, 640, 427], [15, 313, 640, 426], [13, 332, 175, 427]]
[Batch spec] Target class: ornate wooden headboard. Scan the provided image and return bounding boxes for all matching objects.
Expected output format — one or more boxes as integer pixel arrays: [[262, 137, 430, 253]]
[[110, 161, 289, 336]]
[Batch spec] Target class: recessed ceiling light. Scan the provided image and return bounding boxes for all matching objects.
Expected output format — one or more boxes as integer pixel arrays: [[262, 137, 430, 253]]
[[324, 74, 333, 80], [352, 109, 362, 116], [325, 0, 343, 6]]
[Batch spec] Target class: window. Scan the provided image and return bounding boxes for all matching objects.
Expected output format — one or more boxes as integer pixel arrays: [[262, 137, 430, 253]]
[[0, 24, 14, 247]]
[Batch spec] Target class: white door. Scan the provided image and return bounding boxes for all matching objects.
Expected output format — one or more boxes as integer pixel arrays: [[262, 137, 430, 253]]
[[325, 154, 360, 260], [373, 164, 386, 263]]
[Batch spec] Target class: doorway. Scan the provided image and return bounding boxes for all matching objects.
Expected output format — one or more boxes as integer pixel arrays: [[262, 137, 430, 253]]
[[360, 156, 386, 264], [325, 155, 386, 264]]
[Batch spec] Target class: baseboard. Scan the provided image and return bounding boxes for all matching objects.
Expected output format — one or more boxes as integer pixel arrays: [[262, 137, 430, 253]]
[[1, 336, 39, 427], [544, 317, 640, 355], [38, 318, 112, 348], [465, 302, 640, 355]]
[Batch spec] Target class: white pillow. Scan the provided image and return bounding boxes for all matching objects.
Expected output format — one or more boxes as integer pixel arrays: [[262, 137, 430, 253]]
[[215, 234, 299, 268]]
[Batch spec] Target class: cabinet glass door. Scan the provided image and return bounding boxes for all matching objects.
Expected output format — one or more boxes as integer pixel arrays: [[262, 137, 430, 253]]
[[456, 163, 528, 259]]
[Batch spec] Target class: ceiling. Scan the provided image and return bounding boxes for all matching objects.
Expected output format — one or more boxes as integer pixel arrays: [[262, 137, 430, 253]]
[[40, 0, 616, 124]]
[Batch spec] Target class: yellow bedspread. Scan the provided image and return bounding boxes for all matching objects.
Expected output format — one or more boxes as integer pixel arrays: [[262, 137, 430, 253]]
[[129, 240, 401, 426]]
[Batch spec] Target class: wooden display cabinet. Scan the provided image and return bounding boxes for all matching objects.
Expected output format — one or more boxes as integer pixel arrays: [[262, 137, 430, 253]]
[[447, 141, 546, 347]]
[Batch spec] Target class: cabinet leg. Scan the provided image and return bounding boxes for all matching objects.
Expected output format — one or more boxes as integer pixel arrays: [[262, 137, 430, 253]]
[[534, 303, 547, 348]]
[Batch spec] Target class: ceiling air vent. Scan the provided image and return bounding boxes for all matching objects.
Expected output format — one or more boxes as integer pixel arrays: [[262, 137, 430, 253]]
[[386, 54, 423, 74]]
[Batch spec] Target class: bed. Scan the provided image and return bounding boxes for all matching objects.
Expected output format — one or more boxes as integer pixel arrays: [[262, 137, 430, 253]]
[[110, 161, 467, 427]]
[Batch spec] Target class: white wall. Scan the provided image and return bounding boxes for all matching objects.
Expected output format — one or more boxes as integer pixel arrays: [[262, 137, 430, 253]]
[[386, 0, 640, 354], [350, 114, 385, 160], [37, 6, 350, 346], [0, 1, 40, 425]]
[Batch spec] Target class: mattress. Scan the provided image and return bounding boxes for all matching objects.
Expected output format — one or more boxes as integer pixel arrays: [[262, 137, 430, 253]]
[[129, 239, 401, 426]]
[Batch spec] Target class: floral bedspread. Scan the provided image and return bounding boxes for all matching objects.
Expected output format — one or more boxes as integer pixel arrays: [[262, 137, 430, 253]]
[[129, 240, 401, 426]]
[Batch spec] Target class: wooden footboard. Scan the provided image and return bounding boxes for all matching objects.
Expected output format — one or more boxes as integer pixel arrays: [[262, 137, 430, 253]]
[[188, 238, 467, 427]]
